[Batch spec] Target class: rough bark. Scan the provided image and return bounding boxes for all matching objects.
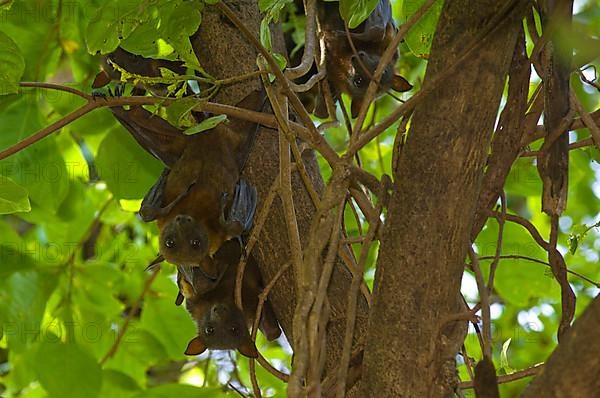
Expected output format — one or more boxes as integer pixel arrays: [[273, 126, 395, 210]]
[[522, 294, 600, 397], [360, 1, 526, 397], [192, 0, 369, 386], [536, 0, 576, 341], [537, 0, 573, 217], [471, 27, 535, 238]]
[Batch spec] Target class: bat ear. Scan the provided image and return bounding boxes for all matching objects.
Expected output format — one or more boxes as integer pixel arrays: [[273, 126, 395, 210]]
[[92, 69, 111, 89], [175, 291, 184, 306], [351, 99, 363, 118], [260, 301, 282, 341], [391, 75, 412, 92], [237, 338, 258, 358], [185, 336, 207, 356]]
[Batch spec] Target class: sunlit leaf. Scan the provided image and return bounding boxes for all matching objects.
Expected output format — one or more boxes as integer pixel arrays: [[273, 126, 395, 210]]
[[0, 31, 25, 94], [34, 338, 102, 398], [401, 0, 444, 58], [182, 115, 228, 135], [0, 177, 30, 214], [340, 0, 379, 29]]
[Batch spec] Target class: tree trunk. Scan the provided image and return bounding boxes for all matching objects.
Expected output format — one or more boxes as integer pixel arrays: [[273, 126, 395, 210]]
[[360, 1, 526, 396], [522, 295, 600, 397], [192, 0, 369, 388]]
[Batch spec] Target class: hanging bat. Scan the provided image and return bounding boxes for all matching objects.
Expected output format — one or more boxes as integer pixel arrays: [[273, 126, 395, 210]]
[[110, 89, 263, 282], [181, 239, 281, 358], [309, 0, 413, 117]]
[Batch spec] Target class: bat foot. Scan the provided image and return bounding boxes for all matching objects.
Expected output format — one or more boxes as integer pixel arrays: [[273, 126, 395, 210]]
[[91, 89, 108, 99], [113, 83, 125, 97]]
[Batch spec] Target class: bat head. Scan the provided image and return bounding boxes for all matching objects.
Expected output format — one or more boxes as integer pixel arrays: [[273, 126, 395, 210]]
[[347, 50, 412, 118], [160, 214, 216, 277], [185, 302, 258, 358]]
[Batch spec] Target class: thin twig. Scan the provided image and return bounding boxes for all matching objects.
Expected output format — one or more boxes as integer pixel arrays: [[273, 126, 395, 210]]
[[216, 1, 340, 168], [461, 345, 475, 382], [548, 214, 576, 341], [63, 197, 114, 307], [570, 89, 600, 151], [0, 82, 317, 162], [235, 177, 280, 314], [20, 81, 92, 100], [477, 255, 599, 287], [351, 0, 438, 138], [285, 0, 318, 81], [100, 267, 160, 365], [347, 0, 529, 156], [251, 262, 292, 383], [0, 101, 97, 160], [490, 211, 548, 250], [520, 138, 594, 157], [468, 248, 492, 360], [336, 182, 385, 396], [249, 356, 262, 398], [488, 192, 506, 292], [459, 364, 544, 389], [578, 68, 600, 91]]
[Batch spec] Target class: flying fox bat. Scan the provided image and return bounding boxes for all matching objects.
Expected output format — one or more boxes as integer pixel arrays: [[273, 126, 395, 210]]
[[181, 239, 281, 358], [110, 89, 263, 282]]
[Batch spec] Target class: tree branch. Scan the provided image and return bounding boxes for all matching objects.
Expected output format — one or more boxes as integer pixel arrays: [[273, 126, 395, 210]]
[[521, 295, 600, 397]]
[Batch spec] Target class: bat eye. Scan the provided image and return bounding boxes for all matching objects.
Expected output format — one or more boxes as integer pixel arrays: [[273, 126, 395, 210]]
[[353, 76, 364, 88], [190, 239, 201, 249], [231, 326, 238, 334], [164, 238, 176, 248], [205, 326, 214, 335]]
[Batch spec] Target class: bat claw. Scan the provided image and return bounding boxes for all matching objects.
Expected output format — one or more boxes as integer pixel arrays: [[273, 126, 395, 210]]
[[145, 254, 164, 271], [91, 89, 107, 99]]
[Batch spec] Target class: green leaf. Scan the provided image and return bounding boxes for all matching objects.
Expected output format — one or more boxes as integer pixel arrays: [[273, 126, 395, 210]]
[[162, 1, 202, 70], [273, 52, 288, 70], [340, 0, 379, 29], [34, 338, 102, 398], [139, 275, 196, 360], [500, 338, 515, 373], [95, 126, 163, 200], [182, 115, 228, 135], [85, 0, 126, 54], [402, 0, 444, 58], [131, 384, 222, 398], [259, 0, 293, 22], [0, 99, 69, 213], [0, 4, 61, 80], [100, 369, 142, 398], [0, 177, 30, 214], [0, 31, 25, 94], [0, 0, 14, 11], [165, 97, 201, 128], [71, 263, 125, 340], [505, 158, 542, 197], [260, 18, 274, 51], [568, 234, 579, 255], [0, 243, 36, 279], [120, 21, 169, 59], [104, 329, 168, 382], [475, 222, 560, 306], [162, 1, 202, 44], [0, 270, 59, 351]]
